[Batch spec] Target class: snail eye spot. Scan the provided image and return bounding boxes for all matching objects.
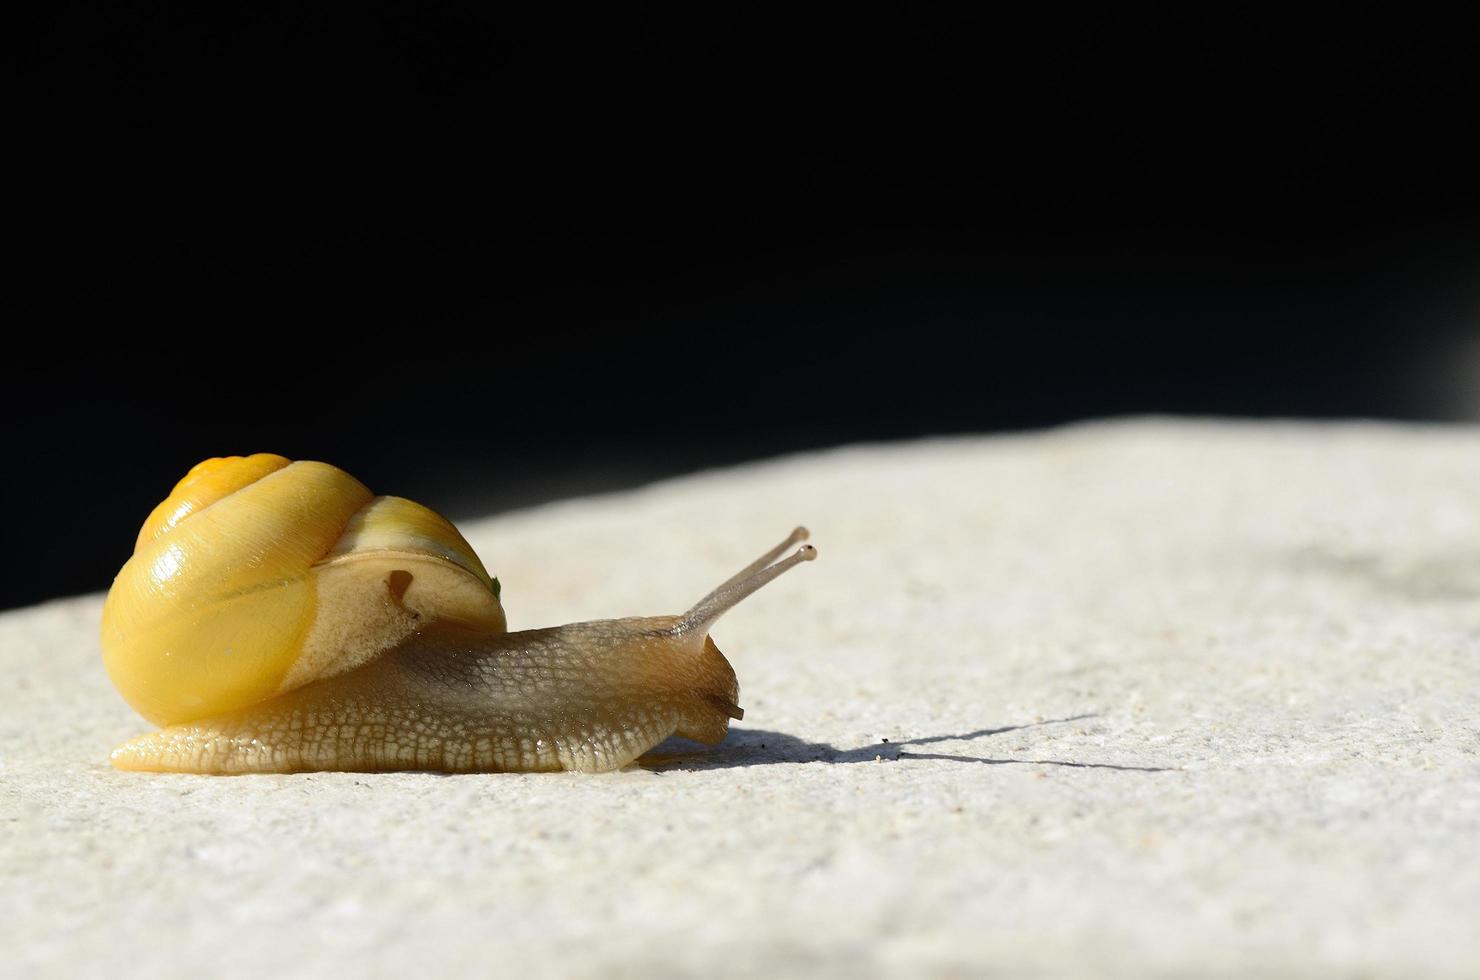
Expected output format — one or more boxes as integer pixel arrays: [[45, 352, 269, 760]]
[[386, 569, 414, 605]]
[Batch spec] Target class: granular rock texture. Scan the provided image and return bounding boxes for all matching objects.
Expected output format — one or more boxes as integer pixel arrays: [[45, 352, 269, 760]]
[[4, 420, 1478, 978]]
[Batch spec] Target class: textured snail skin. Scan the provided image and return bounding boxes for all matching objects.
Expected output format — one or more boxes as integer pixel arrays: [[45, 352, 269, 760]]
[[110, 619, 739, 773], [100, 454, 800, 775]]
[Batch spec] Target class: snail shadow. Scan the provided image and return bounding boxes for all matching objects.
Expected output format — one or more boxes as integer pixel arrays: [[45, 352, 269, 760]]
[[640, 714, 1176, 772]]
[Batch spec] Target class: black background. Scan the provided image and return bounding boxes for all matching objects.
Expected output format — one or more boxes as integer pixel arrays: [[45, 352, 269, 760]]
[[10, 4, 1479, 609]]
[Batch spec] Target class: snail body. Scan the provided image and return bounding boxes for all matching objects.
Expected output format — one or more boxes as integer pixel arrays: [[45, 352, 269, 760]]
[[101, 455, 815, 774]]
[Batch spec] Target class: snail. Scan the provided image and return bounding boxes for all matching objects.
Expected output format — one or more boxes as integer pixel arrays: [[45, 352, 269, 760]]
[[101, 454, 815, 774]]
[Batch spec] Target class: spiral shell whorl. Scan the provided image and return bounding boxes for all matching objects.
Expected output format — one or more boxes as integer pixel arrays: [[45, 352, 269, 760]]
[[101, 456, 505, 726]]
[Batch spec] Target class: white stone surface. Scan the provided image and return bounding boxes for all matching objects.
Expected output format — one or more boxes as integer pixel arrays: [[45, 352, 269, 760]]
[[3, 419, 1480, 978]]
